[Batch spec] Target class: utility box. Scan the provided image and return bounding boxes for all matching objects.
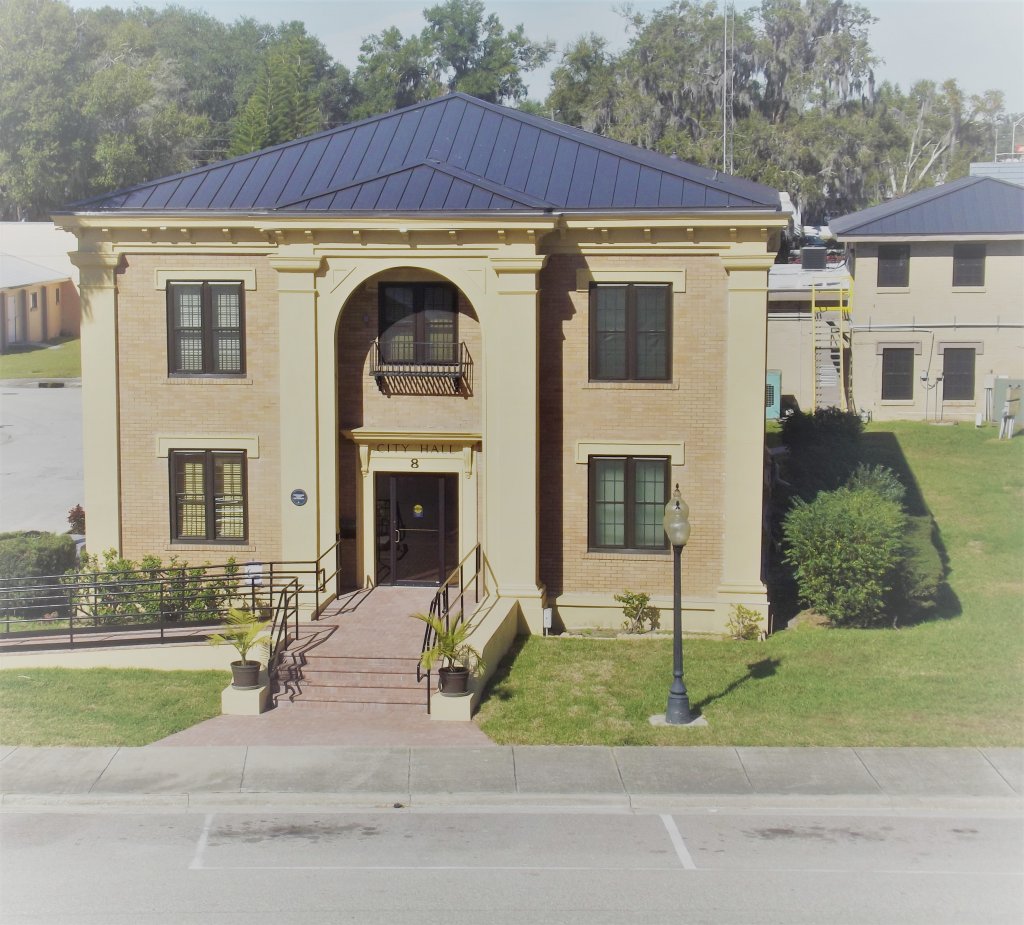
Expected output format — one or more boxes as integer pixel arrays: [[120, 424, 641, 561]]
[[991, 377, 1024, 431], [765, 370, 782, 420]]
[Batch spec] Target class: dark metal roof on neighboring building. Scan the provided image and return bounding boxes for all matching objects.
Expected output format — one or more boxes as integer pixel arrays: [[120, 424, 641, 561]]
[[65, 93, 780, 214], [831, 176, 1024, 237]]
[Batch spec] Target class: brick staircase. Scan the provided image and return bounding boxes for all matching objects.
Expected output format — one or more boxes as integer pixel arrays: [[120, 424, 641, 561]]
[[273, 586, 437, 709]]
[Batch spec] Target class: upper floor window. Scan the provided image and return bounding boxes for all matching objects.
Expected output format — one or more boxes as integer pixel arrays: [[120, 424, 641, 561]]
[[55, 287, 60, 304], [881, 346, 914, 400], [877, 245, 910, 288], [589, 283, 671, 381], [167, 282, 245, 375], [589, 456, 669, 551], [953, 243, 985, 287], [379, 283, 457, 364], [169, 450, 247, 543]]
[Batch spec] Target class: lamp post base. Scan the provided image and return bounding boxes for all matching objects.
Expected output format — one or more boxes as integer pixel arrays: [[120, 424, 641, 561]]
[[648, 713, 708, 727]]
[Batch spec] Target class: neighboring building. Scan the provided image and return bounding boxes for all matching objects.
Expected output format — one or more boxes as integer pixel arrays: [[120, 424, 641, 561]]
[[766, 259, 852, 415], [54, 93, 785, 665], [831, 176, 1024, 422], [0, 222, 82, 352], [970, 160, 1024, 187]]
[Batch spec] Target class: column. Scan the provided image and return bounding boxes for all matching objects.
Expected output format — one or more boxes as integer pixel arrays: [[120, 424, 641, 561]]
[[483, 255, 547, 630], [270, 255, 324, 566], [717, 254, 775, 611], [68, 251, 122, 553]]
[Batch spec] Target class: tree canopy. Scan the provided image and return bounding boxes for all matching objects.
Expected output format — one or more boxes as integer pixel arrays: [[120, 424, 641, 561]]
[[0, 0, 1015, 222]]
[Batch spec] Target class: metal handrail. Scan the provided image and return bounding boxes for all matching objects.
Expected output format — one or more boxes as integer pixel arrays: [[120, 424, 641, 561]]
[[266, 577, 300, 681], [417, 545, 482, 714]]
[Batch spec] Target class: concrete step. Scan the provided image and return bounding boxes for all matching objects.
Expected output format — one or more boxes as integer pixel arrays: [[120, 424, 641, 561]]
[[285, 684, 426, 705], [280, 654, 420, 673], [286, 669, 422, 688]]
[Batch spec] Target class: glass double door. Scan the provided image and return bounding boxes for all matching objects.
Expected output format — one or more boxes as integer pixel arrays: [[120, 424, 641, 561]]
[[375, 473, 458, 586]]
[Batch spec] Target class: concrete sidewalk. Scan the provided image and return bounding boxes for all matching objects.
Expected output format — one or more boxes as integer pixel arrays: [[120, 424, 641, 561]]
[[1, 745, 1021, 811]]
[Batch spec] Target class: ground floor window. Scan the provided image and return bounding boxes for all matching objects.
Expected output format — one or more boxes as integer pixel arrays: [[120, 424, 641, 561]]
[[942, 348, 976, 401], [881, 347, 914, 400], [170, 450, 246, 542], [589, 456, 669, 551]]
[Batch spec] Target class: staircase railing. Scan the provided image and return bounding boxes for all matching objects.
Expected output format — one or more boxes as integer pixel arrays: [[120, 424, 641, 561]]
[[266, 577, 301, 682], [417, 545, 482, 714]]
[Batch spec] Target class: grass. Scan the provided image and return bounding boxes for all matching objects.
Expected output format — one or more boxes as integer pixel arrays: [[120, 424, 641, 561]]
[[0, 668, 228, 746], [477, 422, 1024, 746], [0, 337, 81, 379]]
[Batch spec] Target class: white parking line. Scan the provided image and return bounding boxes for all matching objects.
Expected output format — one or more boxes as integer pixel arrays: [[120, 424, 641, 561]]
[[189, 812, 214, 870], [661, 813, 697, 870]]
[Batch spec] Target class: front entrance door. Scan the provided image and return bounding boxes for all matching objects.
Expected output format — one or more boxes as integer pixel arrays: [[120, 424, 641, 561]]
[[375, 473, 457, 586]]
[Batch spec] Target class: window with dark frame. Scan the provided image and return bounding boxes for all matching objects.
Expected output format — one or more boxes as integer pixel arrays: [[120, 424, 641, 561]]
[[379, 283, 458, 364], [881, 347, 915, 400], [942, 348, 976, 401], [167, 282, 245, 375], [952, 243, 985, 287], [589, 456, 670, 551], [877, 245, 910, 288], [589, 283, 671, 381], [169, 450, 247, 543]]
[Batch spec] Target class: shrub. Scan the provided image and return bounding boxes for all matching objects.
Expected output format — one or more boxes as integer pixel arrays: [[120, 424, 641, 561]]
[[780, 408, 864, 499], [726, 604, 764, 640], [67, 505, 86, 535], [614, 590, 660, 633], [0, 531, 77, 580], [845, 464, 907, 507], [783, 487, 906, 626]]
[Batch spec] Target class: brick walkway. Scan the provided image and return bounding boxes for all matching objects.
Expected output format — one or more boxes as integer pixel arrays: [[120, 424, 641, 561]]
[[152, 586, 494, 747]]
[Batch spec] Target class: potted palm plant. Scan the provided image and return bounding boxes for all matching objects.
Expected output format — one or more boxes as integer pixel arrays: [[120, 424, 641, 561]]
[[411, 611, 485, 695], [207, 607, 271, 689]]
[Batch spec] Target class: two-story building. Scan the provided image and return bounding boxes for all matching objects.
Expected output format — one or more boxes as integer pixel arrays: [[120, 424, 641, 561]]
[[832, 176, 1024, 422], [55, 94, 785, 671]]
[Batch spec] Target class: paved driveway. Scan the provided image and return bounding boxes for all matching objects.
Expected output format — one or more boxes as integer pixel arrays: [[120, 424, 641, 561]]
[[0, 382, 83, 534]]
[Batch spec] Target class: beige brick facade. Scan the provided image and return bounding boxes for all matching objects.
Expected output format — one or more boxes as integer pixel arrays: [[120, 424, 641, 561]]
[[538, 254, 726, 607], [114, 253, 282, 563]]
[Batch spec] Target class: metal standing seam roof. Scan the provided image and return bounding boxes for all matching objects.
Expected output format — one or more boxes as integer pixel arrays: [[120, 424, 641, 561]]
[[64, 93, 781, 215], [830, 176, 1024, 237]]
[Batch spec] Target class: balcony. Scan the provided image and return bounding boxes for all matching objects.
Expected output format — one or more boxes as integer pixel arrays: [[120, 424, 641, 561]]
[[370, 339, 468, 394]]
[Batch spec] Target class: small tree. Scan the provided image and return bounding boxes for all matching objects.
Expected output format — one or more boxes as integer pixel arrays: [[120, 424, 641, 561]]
[[783, 487, 906, 626], [614, 590, 660, 633]]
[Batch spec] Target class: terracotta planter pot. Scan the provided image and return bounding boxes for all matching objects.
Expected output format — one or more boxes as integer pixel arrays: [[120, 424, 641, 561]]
[[230, 660, 261, 690], [438, 666, 469, 695]]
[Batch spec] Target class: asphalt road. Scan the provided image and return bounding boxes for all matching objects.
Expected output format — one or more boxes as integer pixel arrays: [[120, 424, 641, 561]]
[[0, 804, 1020, 924], [0, 384, 83, 534]]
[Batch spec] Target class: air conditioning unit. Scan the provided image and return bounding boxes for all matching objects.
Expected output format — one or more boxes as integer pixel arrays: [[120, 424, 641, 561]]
[[765, 370, 782, 420], [801, 246, 827, 270]]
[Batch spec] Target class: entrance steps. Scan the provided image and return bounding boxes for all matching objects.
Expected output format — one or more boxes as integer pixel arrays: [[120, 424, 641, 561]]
[[272, 586, 435, 709]]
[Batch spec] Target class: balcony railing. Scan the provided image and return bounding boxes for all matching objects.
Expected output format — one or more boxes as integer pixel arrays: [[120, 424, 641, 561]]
[[370, 339, 467, 393]]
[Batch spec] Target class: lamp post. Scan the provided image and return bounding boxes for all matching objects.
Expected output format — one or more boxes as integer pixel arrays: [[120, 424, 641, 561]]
[[663, 484, 695, 724]]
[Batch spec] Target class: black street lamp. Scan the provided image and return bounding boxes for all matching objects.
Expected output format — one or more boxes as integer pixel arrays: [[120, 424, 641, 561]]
[[663, 483, 695, 725]]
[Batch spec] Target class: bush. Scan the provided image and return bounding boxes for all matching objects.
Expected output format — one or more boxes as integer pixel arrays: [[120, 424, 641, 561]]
[[67, 505, 86, 535], [0, 531, 77, 580], [614, 590, 660, 633], [781, 408, 864, 499], [845, 464, 907, 507], [726, 604, 764, 640], [783, 487, 906, 626]]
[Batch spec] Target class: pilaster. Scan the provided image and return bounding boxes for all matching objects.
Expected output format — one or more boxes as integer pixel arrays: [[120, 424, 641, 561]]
[[270, 255, 324, 565], [68, 252, 122, 553]]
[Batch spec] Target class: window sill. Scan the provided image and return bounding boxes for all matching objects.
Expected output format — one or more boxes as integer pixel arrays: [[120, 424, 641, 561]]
[[876, 287, 911, 293], [941, 399, 976, 406], [167, 377, 253, 385], [584, 550, 670, 562], [169, 542, 255, 552], [584, 381, 679, 391], [880, 399, 915, 405], [952, 287, 986, 293]]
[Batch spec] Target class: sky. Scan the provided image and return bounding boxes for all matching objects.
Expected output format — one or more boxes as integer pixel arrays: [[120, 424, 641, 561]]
[[67, 0, 1024, 113]]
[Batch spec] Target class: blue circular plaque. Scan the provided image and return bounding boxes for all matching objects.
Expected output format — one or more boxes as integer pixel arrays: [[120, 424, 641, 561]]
[[290, 489, 308, 507]]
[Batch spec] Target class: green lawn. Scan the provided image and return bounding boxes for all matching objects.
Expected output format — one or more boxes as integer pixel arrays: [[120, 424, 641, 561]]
[[0, 668, 228, 746], [477, 423, 1024, 746], [0, 337, 81, 379]]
